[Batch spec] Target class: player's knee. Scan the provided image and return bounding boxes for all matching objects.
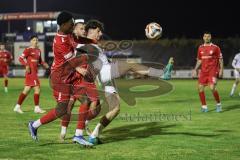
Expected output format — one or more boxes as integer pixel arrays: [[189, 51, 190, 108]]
[[210, 86, 216, 92], [198, 86, 204, 92], [34, 88, 40, 94], [23, 87, 31, 94], [55, 101, 69, 117]]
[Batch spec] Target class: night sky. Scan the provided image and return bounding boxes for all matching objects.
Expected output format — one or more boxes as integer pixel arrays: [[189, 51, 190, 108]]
[[0, 0, 239, 40]]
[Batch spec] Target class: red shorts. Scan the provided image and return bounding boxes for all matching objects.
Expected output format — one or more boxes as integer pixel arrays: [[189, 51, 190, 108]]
[[198, 71, 218, 85], [0, 65, 8, 76], [50, 70, 72, 103], [25, 73, 40, 86], [73, 81, 99, 102]]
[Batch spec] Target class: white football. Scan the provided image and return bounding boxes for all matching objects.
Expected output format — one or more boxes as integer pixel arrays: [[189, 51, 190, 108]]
[[145, 22, 162, 40]]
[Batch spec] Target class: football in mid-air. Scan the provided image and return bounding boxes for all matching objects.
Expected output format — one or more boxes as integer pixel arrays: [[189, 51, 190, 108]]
[[145, 22, 162, 40]]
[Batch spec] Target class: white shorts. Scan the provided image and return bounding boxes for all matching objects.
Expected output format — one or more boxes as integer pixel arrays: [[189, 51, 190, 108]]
[[99, 64, 112, 83], [104, 86, 117, 94], [234, 69, 240, 79]]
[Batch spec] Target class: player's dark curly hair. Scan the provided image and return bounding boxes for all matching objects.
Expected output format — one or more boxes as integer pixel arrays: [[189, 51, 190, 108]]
[[203, 31, 211, 35], [85, 19, 104, 32], [29, 35, 38, 41]]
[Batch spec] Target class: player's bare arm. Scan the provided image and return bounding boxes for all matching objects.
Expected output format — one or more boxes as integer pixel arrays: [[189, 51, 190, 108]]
[[219, 58, 224, 78], [192, 59, 202, 78]]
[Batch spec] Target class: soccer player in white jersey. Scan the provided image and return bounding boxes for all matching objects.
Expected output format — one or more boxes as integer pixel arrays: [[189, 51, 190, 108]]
[[75, 19, 173, 144], [230, 51, 240, 96]]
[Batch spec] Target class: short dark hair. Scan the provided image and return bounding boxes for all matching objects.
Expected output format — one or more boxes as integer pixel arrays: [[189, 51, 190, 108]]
[[203, 31, 211, 35], [85, 19, 104, 32], [57, 11, 73, 26], [29, 35, 38, 41], [0, 42, 5, 45]]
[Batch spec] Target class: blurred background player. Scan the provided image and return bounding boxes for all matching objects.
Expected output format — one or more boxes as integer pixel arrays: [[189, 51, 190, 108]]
[[192, 32, 224, 112], [230, 50, 240, 97], [0, 43, 13, 93], [13, 35, 49, 114]]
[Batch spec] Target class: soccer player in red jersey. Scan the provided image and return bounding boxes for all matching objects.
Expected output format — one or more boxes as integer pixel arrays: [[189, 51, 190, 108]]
[[28, 11, 94, 146], [60, 22, 101, 142], [192, 32, 224, 112], [13, 35, 49, 114], [0, 43, 13, 93]]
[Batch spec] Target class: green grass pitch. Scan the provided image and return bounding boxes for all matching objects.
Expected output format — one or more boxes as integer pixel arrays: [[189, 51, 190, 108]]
[[0, 78, 240, 160]]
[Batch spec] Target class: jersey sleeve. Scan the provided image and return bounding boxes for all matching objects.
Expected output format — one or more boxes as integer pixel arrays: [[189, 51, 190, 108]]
[[197, 47, 202, 60], [19, 48, 29, 66], [216, 46, 223, 59]]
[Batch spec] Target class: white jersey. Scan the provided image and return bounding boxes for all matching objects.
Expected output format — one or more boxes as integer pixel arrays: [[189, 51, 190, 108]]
[[77, 43, 117, 93], [232, 53, 240, 69]]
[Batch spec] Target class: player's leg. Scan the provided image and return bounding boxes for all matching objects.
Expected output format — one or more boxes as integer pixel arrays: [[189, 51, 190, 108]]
[[14, 86, 31, 114], [33, 86, 46, 113], [60, 96, 76, 141], [230, 70, 240, 97], [209, 83, 222, 112], [28, 100, 70, 141], [198, 84, 208, 112], [3, 74, 8, 93], [73, 99, 93, 146], [89, 90, 120, 144], [115, 60, 163, 78], [110, 57, 173, 80], [198, 71, 208, 112]]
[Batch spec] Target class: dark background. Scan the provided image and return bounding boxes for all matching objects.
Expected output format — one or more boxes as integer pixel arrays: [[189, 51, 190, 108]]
[[0, 0, 239, 40]]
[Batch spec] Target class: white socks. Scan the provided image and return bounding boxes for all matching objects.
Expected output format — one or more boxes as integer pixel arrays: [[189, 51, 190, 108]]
[[202, 105, 208, 109], [75, 129, 83, 137], [231, 83, 237, 96], [32, 119, 42, 129], [91, 123, 102, 138], [61, 126, 67, 136]]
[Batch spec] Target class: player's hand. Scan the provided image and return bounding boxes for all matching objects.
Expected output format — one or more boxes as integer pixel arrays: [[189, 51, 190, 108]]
[[75, 66, 87, 76], [26, 65, 31, 74], [168, 57, 174, 64], [192, 69, 197, 78], [219, 70, 223, 78], [43, 63, 49, 69]]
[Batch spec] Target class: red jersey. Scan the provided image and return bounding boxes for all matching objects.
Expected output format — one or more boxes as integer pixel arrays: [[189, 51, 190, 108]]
[[51, 33, 78, 72], [197, 43, 222, 73], [0, 50, 12, 66], [19, 47, 45, 75]]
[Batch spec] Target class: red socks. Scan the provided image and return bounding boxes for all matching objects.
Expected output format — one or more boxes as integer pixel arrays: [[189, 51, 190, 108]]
[[17, 93, 27, 105], [199, 91, 206, 106], [77, 103, 89, 129], [213, 90, 221, 103], [4, 79, 8, 87], [40, 108, 58, 124], [34, 94, 40, 106], [61, 114, 71, 127]]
